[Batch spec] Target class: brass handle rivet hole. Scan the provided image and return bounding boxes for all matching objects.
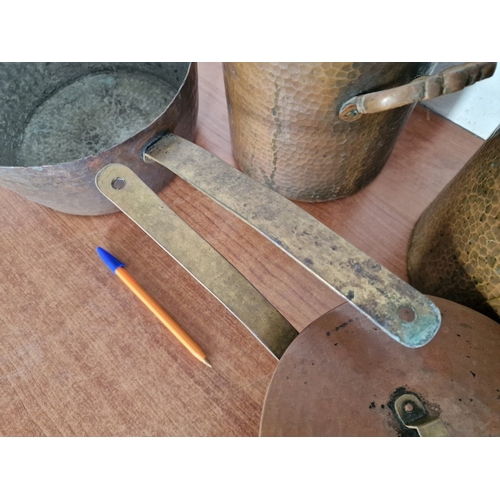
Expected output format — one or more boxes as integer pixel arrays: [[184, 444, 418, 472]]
[[112, 177, 126, 190], [398, 306, 416, 323]]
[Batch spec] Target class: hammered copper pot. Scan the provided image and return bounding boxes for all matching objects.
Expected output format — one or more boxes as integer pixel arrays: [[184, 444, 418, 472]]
[[223, 62, 496, 202], [408, 125, 500, 321], [0, 62, 198, 215]]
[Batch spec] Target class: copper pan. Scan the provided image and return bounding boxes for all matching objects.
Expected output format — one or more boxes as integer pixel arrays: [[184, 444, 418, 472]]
[[94, 159, 500, 436], [260, 296, 500, 437], [0, 62, 198, 215]]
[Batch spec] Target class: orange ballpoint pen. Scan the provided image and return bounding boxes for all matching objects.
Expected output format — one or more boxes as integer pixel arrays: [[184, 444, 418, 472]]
[[97, 247, 211, 367]]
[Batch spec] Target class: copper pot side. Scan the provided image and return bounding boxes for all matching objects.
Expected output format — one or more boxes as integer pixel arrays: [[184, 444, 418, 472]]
[[408, 126, 500, 322], [224, 62, 433, 202]]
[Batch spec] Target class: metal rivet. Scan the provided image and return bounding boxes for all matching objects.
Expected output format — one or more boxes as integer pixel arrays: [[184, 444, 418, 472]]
[[404, 402, 414, 413], [111, 177, 126, 190]]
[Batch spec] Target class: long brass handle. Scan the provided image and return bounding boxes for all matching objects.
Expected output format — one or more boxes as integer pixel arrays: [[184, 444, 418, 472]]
[[339, 62, 497, 122], [95, 164, 299, 359], [144, 134, 441, 348]]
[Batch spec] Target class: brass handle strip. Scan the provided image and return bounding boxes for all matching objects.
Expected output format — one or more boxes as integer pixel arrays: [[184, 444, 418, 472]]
[[95, 163, 299, 359], [339, 62, 497, 122], [145, 134, 441, 348]]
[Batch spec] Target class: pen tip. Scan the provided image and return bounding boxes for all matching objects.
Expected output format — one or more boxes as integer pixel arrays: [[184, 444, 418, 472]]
[[96, 247, 125, 273], [202, 358, 212, 368]]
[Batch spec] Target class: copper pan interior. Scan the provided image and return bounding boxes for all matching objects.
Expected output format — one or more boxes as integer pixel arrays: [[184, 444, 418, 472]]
[[0, 62, 190, 167]]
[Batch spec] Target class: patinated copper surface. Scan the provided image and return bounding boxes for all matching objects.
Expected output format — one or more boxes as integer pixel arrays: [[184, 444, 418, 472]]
[[408, 126, 500, 321], [260, 296, 500, 437], [224, 62, 434, 202], [223, 63, 495, 202], [0, 63, 198, 215]]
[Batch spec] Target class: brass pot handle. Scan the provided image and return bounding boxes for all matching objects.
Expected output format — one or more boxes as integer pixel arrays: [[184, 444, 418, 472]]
[[339, 62, 497, 122], [142, 134, 441, 349], [96, 163, 299, 359]]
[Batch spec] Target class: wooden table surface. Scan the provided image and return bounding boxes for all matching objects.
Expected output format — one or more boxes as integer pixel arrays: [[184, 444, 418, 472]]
[[0, 63, 483, 436]]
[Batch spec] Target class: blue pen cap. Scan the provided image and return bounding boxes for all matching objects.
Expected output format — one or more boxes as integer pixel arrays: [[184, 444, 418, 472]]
[[97, 247, 125, 273]]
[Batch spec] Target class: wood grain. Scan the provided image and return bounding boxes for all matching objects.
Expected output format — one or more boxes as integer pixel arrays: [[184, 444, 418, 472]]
[[0, 63, 483, 436]]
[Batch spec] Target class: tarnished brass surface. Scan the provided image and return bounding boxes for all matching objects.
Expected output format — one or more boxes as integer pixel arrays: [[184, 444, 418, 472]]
[[96, 164, 299, 359], [260, 296, 500, 437], [0, 63, 198, 215], [393, 393, 449, 437], [145, 134, 441, 348], [223, 62, 435, 202], [339, 62, 496, 121], [408, 126, 500, 321]]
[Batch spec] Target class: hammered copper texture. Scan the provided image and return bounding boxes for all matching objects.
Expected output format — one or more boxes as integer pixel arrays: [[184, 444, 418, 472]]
[[223, 62, 434, 202], [408, 126, 500, 321], [0, 63, 198, 215]]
